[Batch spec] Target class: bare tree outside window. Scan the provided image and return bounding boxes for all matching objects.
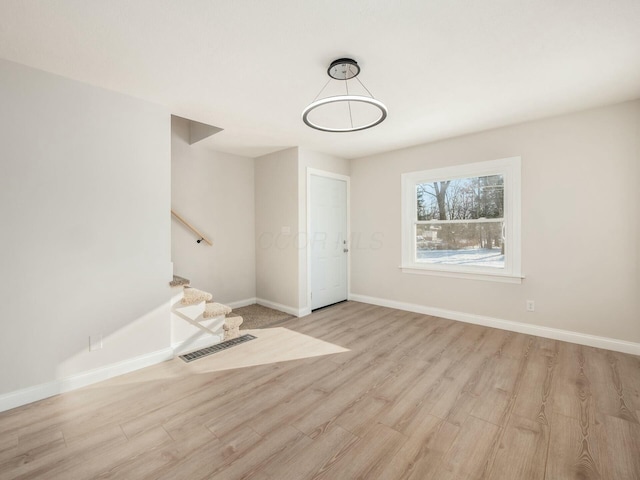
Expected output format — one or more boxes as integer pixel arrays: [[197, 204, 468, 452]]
[[415, 175, 505, 267]]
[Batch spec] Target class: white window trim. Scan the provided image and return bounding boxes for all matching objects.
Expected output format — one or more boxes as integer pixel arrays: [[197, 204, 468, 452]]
[[401, 157, 523, 283]]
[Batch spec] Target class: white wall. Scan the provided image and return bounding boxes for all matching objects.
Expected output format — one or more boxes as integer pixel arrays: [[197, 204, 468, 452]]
[[350, 100, 640, 346], [255, 148, 300, 312], [0, 59, 172, 402], [171, 116, 255, 305]]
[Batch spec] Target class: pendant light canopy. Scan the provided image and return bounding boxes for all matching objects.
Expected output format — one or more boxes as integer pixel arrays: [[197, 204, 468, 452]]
[[302, 58, 387, 133]]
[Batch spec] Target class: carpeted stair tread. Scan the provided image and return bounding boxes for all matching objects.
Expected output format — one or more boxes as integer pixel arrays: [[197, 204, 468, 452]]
[[223, 316, 243, 340], [203, 302, 232, 318], [223, 316, 243, 329], [170, 275, 190, 287], [181, 287, 213, 305]]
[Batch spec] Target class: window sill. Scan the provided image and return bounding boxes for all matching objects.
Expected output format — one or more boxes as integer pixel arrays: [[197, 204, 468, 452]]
[[400, 266, 524, 284]]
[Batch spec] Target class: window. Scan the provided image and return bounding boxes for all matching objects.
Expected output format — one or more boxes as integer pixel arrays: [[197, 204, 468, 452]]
[[401, 157, 522, 282]]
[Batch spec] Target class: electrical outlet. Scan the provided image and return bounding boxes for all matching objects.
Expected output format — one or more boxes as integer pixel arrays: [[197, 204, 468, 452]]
[[526, 300, 535, 312], [89, 334, 103, 351]]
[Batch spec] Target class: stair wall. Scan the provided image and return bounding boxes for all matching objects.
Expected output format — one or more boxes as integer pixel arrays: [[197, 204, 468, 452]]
[[171, 115, 256, 306]]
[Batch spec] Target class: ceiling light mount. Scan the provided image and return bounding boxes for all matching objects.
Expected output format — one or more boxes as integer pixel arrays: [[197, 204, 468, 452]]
[[302, 57, 387, 133], [327, 58, 360, 80]]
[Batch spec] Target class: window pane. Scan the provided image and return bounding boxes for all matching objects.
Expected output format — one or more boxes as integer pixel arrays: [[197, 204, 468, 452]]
[[416, 174, 504, 221], [416, 222, 504, 268]]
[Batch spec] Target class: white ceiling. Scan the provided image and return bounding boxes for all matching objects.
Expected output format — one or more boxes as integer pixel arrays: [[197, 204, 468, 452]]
[[1, 0, 639, 159]]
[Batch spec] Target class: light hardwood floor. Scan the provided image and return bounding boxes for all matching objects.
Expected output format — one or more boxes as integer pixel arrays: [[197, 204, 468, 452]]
[[1, 301, 639, 479]]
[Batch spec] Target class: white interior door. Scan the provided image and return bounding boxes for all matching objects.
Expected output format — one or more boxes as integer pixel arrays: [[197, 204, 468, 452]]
[[310, 174, 348, 310]]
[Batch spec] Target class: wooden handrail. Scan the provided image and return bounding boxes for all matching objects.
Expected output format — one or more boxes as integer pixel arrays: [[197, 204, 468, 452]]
[[171, 209, 213, 245]]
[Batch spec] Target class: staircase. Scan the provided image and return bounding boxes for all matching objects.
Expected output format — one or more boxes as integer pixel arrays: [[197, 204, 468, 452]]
[[169, 275, 243, 355]]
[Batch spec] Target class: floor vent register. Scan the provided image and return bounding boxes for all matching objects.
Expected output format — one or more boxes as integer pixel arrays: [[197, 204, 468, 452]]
[[179, 334, 257, 363]]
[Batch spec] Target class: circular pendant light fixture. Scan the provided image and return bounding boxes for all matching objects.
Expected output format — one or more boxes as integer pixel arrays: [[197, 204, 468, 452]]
[[302, 58, 387, 133]]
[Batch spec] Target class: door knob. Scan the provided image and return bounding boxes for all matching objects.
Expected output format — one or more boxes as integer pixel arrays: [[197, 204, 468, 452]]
[[343, 248, 349, 253]]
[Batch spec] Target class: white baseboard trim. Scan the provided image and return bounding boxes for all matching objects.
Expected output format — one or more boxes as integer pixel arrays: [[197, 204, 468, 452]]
[[0, 347, 174, 414], [349, 294, 640, 356], [221, 297, 309, 317], [226, 297, 257, 309], [172, 334, 222, 355], [256, 298, 304, 317]]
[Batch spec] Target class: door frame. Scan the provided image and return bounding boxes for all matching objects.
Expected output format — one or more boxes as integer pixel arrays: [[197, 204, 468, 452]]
[[306, 167, 351, 313]]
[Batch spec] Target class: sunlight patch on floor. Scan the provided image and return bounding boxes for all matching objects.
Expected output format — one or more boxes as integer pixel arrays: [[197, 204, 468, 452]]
[[84, 328, 350, 389], [186, 327, 350, 373]]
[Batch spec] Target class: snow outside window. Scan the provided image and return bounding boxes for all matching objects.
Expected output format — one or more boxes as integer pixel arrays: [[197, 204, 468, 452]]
[[401, 157, 522, 283]]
